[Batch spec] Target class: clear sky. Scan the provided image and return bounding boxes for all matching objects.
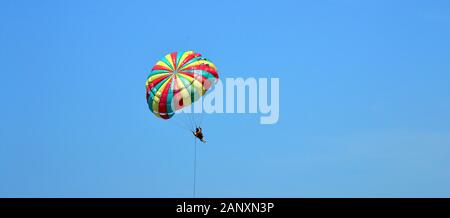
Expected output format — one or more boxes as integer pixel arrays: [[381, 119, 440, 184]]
[[1, 0, 449, 197]]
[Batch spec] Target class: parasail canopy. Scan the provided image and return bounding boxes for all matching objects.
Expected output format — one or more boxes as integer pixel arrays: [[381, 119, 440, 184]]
[[146, 51, 219, 119]]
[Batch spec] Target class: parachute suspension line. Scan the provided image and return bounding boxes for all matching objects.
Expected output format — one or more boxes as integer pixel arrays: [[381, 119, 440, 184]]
[[177, 110, 195, 132], [196, 91, 208, 127], [169, 112, 192, 132], [172, 118, 191, 132], [189, 109, 199, 130], [193, 137, 197, 198], [191, 104, 204, 129], [186, 112, 194, 130], [171, 110, 200, 133], [192, 111, 198, 129], [190, 111, 197, 129], [180, 112, 194, 131], [198, 110, 205, 127]]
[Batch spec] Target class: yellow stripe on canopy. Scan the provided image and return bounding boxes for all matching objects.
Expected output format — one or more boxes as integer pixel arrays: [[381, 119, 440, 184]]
[[147, 73, 170, 84], [152, 95, 161, 116], [175, 76, 192, 107], [177, 51, 191, 69], [155, 60, 171, 70], [153, 76, 172, 98], [164, 54, 175, 69]]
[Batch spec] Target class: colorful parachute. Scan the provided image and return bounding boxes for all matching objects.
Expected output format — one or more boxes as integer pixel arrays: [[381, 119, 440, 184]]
[[146, 51, 219, 119]]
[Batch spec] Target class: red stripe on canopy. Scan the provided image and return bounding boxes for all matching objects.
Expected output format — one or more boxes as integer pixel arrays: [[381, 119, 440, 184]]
[[148, 74, 170, 91], [151, 65, 172, 72], [170, 52, 178, 69], [179, 52, 201, 69], [158, 77, 173, 119]]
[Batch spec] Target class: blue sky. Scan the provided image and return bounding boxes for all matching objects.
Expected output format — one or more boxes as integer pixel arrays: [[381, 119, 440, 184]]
[[1, 0, 449, 197]]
